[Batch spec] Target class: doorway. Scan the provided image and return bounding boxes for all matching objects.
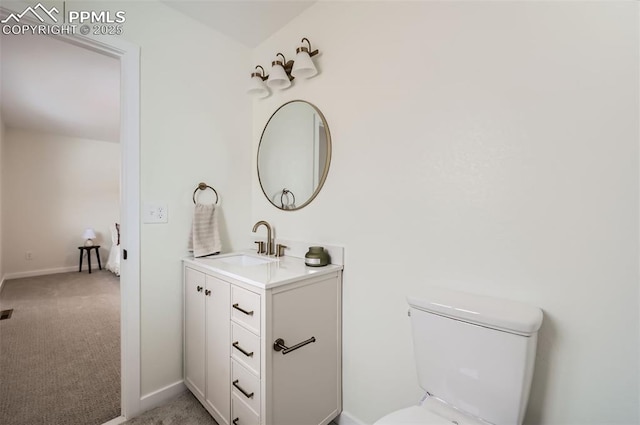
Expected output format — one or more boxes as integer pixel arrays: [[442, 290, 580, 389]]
[[0, 5, 141, 422]]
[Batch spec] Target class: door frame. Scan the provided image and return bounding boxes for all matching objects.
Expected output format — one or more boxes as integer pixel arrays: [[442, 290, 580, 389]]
[[55, 31, 142, 421], [69, 32, 142, 421], [0, 4, 142, 419]]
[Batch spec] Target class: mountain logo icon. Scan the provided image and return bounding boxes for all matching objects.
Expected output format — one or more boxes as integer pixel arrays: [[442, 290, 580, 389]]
[[1, 3, 59, 24]]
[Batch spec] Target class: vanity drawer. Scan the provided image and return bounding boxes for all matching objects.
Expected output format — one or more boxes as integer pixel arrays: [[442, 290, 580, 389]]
[[232, 393, 259, 425], [231, 286, 261, 335], [231, 359, 260, 415], [231, 323, 261, 376]]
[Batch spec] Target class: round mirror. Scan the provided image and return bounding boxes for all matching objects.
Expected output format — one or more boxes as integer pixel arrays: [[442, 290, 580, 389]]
[[258, 100, 331, 210]]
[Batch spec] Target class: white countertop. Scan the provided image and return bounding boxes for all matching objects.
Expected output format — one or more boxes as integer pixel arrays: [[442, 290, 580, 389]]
[[183, 250, 343, 289]]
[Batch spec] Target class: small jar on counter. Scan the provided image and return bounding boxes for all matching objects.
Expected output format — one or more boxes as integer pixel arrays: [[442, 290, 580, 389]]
[[305, 246, 330, 267]]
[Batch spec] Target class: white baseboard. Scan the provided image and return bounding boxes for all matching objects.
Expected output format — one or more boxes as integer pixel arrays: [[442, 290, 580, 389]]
[[3, 266, 77, 281], [113, 384, 359, 425], [335, 411, 368, 425], [101, 416, 126, 425], [140, 380, 186, 413]]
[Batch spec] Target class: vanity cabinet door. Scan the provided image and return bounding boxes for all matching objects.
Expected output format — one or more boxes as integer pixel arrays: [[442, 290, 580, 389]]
[[205, 275, 231, 425], [270, 276, 341, 425], [184, 267, 206, 399]]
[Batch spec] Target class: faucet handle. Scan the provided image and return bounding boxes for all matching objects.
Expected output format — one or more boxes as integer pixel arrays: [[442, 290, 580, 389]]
[[275, 244, 287, 257], [254, 241, 266, 254]]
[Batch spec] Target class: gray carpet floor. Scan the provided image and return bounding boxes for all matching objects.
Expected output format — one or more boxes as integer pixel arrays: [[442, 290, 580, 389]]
[[122, 392, 217, 425], [0, 270, 121, 425]]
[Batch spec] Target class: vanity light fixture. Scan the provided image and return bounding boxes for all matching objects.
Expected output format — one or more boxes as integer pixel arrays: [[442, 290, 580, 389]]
[[247, 65, 269, 98], [267, 53, 294, 90], [291, 38, 319, 79], [248, 37, 321, 97]]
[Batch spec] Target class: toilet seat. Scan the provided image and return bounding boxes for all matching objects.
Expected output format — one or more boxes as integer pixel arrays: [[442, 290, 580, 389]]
[[374, 397, 491, 425]]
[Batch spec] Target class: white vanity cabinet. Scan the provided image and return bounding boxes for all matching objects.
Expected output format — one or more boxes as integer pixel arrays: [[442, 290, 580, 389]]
[[184, 267, 231, 424], [183, 254, 342, 425]]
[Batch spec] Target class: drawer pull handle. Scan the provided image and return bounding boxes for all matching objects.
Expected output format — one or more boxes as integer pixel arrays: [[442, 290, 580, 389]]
[[233, 303, 254, 316], [273, 336, 316, 355], [232, 341, 254, 357], [232, 379, 254, 399], [232, 419, 239, 425]]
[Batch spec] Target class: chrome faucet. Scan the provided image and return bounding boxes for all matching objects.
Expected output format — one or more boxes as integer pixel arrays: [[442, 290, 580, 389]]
[[252, 220, 274, 255]]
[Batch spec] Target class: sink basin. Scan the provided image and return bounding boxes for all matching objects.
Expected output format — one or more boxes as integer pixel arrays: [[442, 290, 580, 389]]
[[218, 254, 276, 266]]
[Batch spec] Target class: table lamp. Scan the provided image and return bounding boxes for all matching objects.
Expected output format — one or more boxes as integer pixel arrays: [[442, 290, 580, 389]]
[[83, 228, 96, 247]]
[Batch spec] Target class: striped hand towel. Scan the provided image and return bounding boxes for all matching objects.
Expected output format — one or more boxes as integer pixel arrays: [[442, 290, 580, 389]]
[[188, 203, 222, 258]]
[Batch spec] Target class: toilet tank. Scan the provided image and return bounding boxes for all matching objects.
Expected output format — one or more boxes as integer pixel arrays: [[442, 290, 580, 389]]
[[408, 288, 543, 425]]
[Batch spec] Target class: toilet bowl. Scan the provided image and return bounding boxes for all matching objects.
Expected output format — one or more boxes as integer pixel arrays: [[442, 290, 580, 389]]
[[375, 397, 489, 425]]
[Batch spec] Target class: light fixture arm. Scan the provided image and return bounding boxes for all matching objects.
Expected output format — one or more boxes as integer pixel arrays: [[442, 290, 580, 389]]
[[251, 65, 268, 81], [301, 37, 319, 57], [275, 53, 295, 81]]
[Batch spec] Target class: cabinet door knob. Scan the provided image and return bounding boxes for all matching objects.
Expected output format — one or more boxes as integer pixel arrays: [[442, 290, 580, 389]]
[[232, 419, 239, 425], [196, 286, 203, 292], [205, 289, 211, 296]]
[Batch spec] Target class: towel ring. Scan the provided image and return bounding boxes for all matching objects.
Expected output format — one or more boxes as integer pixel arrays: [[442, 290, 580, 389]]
[[280, 188, 296, 209], [193, 182, 219, 204]]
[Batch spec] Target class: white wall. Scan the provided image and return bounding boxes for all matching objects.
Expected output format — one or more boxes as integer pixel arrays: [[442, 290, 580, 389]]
[[251, 2, 639, 424], [72, 1, 253, 396], [1, 129, 119, 275]]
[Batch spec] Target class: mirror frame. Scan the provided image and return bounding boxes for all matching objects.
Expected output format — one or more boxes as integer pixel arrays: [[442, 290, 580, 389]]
[[257, 100, 332, 211]]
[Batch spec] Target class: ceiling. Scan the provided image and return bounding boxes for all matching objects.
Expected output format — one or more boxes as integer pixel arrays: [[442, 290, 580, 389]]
[[0, 1, 316, 143], [162, 1, 316, 48], [0, 32, 120, 142]]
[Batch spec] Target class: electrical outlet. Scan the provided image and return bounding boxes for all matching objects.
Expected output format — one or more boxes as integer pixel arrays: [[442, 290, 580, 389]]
[[25, 251, 33, 261], [143, 203, 168, 223]]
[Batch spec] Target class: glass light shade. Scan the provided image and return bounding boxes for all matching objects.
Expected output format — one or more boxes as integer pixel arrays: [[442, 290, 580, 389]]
[[247, 75, 269, 98], [267, 63, 291, 89], [291, 50, 317, 79], [82, 228, 96, 240]]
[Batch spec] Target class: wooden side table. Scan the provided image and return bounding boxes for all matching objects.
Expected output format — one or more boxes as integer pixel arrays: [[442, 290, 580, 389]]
[[78, 246, 102, 274]]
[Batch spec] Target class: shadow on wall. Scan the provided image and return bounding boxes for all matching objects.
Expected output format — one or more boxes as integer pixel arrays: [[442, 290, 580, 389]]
[[525, 313, 556, 424]]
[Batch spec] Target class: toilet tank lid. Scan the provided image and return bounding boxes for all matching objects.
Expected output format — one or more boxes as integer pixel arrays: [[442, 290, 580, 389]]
[[407, 287, 543, 336]]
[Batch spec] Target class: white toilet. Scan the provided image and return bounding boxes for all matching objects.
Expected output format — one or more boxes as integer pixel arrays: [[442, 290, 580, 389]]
[[375, 287, 543, 425]]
